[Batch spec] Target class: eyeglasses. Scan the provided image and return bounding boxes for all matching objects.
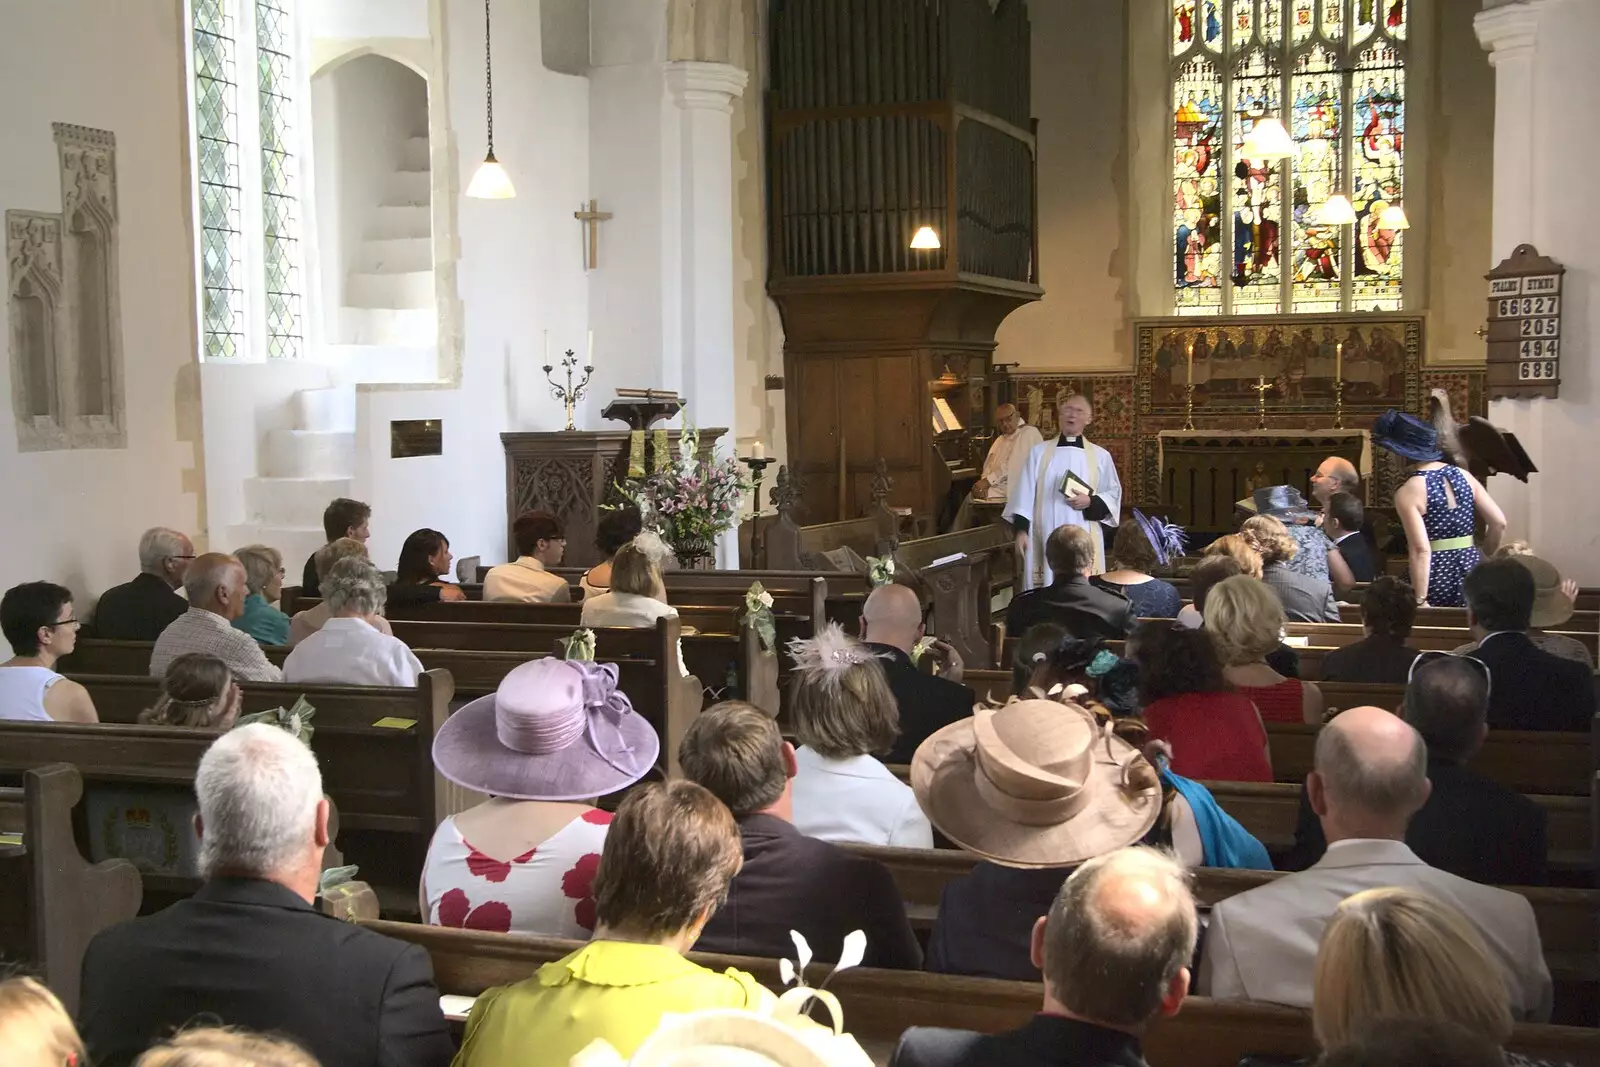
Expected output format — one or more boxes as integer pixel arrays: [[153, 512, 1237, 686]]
[[1407, 649, 1492, 691], [168, 554, 196, 561], [45, 618, 80, 629]]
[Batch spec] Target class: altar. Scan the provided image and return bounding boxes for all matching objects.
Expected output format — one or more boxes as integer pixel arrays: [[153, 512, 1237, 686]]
[[1156, 429, 1369, 530]]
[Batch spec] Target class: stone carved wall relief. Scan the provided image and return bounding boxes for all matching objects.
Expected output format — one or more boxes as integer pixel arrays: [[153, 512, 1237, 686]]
[[5, 124, 125, 452]]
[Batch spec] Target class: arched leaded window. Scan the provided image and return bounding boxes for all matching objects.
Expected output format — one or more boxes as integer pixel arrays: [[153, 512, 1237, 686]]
[[1171, 0, 1407, 315]]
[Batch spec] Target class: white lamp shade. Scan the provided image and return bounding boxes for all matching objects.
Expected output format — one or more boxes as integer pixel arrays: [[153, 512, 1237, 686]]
[[1377, 202, 1410, 230], [1240, 117, 1294, 162], [466, 154, 516, 199], [1319, 194, 1357, 225], [910, 225, 942, 250]]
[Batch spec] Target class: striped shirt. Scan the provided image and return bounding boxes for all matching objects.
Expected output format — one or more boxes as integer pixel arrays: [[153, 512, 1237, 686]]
[[150, 608, 283, 682]]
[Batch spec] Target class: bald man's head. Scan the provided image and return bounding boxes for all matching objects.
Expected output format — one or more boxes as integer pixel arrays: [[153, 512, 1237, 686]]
[[1312, 456, 1360, 504], [1040, 847, 1197, 1030], [1311, 706, 1429, 837], [860, 582, 924, 654], [184, 553, 248, 621]]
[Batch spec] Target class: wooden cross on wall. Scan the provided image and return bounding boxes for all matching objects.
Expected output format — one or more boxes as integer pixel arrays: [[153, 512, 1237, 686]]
[[574, 199, 613, 270]]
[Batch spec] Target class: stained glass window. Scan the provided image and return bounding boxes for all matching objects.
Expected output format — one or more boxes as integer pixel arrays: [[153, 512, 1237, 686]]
[[1170, 0, 1407, 315], [188, 0, 302, 360]]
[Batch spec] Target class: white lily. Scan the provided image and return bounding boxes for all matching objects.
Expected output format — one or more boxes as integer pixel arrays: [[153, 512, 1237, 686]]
[[836, 930, 866, 973], [790, 929, 813, 974], [779, 957, 796, 987]]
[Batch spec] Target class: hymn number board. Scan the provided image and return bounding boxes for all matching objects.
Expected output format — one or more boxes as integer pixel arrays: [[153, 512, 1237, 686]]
[[1484, 244, 1566, 400]]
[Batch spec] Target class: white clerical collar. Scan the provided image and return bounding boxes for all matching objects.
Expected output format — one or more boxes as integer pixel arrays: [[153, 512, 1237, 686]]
[[1058, 434, 1084, 448]]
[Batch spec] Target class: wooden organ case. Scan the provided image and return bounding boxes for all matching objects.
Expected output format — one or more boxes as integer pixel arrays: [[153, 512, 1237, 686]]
[[768, 0, 1041, 523]]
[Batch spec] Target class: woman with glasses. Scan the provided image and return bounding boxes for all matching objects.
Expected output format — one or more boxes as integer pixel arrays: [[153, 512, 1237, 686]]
[[231, 544, 290, 646], [0, 581, 97, 722]]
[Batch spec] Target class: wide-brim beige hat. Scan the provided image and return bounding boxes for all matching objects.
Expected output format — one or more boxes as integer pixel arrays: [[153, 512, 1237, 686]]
[[1516, 555, 1573, 630], [910, 699, 1161, 870]]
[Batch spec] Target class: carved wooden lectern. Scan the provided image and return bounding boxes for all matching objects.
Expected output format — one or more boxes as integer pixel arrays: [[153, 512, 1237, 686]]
[[500, 428, 725, 568]]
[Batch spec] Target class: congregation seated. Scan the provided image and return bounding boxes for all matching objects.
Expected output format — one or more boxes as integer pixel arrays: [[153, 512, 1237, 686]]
[[1010, 627, 1124, 703], [451, 781, 770, 1067], [1088, 513, 1183, 620], [1321, 575, 1420, 684], [287, 536, 394, 645], [1317, 1020, 1508, 1067], [1135, 620, 1272, 783], [422, 657, 651, 937], [1460, 557, 1592, 732], [892, 848, 1197, 1067], [230, 543, 289, 646], [1249, 485, 1354, 592], [1206, 575, 1323, 724], [79, 724, 454, 1067], [678, 701, 921, 969], [483, 509, 571, 603], [860, 582, 974, 764], [299, 496, 371, 598], [283, 558, 422, 687], [1314, 889, 1572, 1067], [1457, 549, 1593, 670], [389, 528, 466, 606], [138, 653, 242, 728], [577, 506, 643, 597], [1197, 706, 1551, 1021], [786, 623, 932, 847], [1005, 524, 1134, 642], [0, 581, 96, 722], [91, 526, 193, 641], [581, 540, 676, 628], [1182, 554, 1300, 677], [1286, 654, 1548, 887], [0, 975, 85, 1067], [1201, 532, 1264, 578], [1324, 491, 1376, 586], [151, 553, 282, 682], [1242, 514, 1340, 623]]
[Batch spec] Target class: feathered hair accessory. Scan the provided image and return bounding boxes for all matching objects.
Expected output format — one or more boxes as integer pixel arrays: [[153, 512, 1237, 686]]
[[786, 622, 887, 694], [631, 529, 672, 566], [1133, 508, 1187, 567]]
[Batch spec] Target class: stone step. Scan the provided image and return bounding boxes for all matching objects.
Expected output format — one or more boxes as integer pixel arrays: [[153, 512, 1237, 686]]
[[263, 428, 356, 479], [358, 235, 433, 274], [224, 523, 327, 573], [346, 269, 435, 310], [244, 476, 355, 526], [367, 203, 431, 240], [401, 134, 431, 172], [337, 306, 438, 346], [294, 386, 356, 433], [386, 168, 431, 206], [322, 344, 441, 385]]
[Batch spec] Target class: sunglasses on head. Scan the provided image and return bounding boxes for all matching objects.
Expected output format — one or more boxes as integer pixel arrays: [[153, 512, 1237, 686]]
[[1407, 648, 1492, 691]]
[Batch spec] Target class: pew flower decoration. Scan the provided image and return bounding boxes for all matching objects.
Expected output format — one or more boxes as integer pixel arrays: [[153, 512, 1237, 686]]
[[318, 865, 361, 895], [235, 697, 316, 746], [866, 554, 895, 587], [615, 420, 750, 565], [742, 582, 777, 653], [561, 628, 598, 662]]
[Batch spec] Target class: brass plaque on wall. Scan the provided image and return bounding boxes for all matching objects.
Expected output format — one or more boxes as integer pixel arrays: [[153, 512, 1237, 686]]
[[390, 419, 442, 459]]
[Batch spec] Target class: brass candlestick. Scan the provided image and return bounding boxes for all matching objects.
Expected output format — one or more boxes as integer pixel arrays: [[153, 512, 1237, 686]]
[[1333, 376, 1346, 429], [542, 349, 594, 432], [1250, 375, 1275, 430], [1183, 382, 1196, 430], [740, 455, 777, 568]]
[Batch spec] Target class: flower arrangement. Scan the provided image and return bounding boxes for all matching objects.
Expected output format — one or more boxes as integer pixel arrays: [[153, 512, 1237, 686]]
[[742, 582, 776, 653], [615, 421, 750, 563], [235, 696, 315, 745], [866, 554, 895, 587]]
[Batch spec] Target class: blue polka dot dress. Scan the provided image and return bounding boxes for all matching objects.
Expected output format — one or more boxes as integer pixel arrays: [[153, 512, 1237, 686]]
[[1412, 465, 1480, 607]]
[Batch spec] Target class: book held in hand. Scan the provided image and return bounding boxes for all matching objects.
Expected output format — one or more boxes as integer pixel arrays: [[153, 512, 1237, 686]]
[[1060, 471, 1093, 500]]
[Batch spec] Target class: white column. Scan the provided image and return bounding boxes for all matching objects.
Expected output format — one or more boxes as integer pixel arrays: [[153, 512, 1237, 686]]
[[1475, 0, 1600, 581], [665, 60, 749, 567]]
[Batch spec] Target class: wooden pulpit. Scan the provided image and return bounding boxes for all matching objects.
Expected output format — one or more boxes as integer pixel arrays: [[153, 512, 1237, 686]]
[[500, 429, 725, 568]]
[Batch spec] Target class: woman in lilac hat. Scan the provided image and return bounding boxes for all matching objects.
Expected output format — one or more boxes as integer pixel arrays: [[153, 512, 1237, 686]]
[[421, 657, 659, 938]]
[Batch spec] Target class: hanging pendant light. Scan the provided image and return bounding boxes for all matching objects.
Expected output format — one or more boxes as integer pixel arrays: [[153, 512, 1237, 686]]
[[466, 0, 515, 199], [1319, 194, 1358, 225], [1377, 202, 1411, 230], [910, 225, 942, 250], [1239, 116, 1294, 162]]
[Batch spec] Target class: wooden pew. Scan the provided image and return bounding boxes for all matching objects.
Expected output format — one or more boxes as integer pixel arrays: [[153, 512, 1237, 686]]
[[1286, 621, 1600, 659], [1336, 605, 1600, 632], [893, 524, 1013, 669], [362, 921, 1600, 1067], [0, 764, 142, 1013]]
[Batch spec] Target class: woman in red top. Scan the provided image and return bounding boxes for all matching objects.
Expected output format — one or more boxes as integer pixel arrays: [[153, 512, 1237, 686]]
[[1205, 575, 1325, 725], [1135, 621, 1273, 782]]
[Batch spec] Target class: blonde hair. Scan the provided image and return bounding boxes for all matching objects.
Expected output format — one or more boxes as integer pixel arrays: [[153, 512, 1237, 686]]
[[611, 542, 666, 601], [1492, 541, 1533, 559], [1204, 575, 1284, 666], [1239, 515, 1300, 565], [312, 536, 370, 584], [134, 1028, 320, 1067], [0, 976, 84, 1067], [787, 642, 900, 759], [1313, 888, 1514, 1049], [233, 545, 284, 597], [1203, 534, 1264, 578]]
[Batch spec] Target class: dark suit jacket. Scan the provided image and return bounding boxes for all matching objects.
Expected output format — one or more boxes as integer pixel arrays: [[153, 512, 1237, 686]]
[[1261, 563, 1339, 623], [1283, 759, 1548, 886], [1333, 531, 1377, 582], [1005, 578, 1133, 643], [1472, 631, 1595, 732], [695, 814, 921, 969], [1320, 634, 1419, 684], [891, 1013, 1148, 1067], [925, 862, 1072, 981], [871, 644, 976, 766], [301, 551, 322, 597], [79, 878, 454, 1067], [90, 573, 189, 641]]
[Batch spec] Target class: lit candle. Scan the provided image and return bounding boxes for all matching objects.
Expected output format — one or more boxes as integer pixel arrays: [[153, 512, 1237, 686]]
[[1186, 341, 1195, 385], [751, 441, 765, 460], [587, 330, 595, 369], [1335, 341, 1343, 380]]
